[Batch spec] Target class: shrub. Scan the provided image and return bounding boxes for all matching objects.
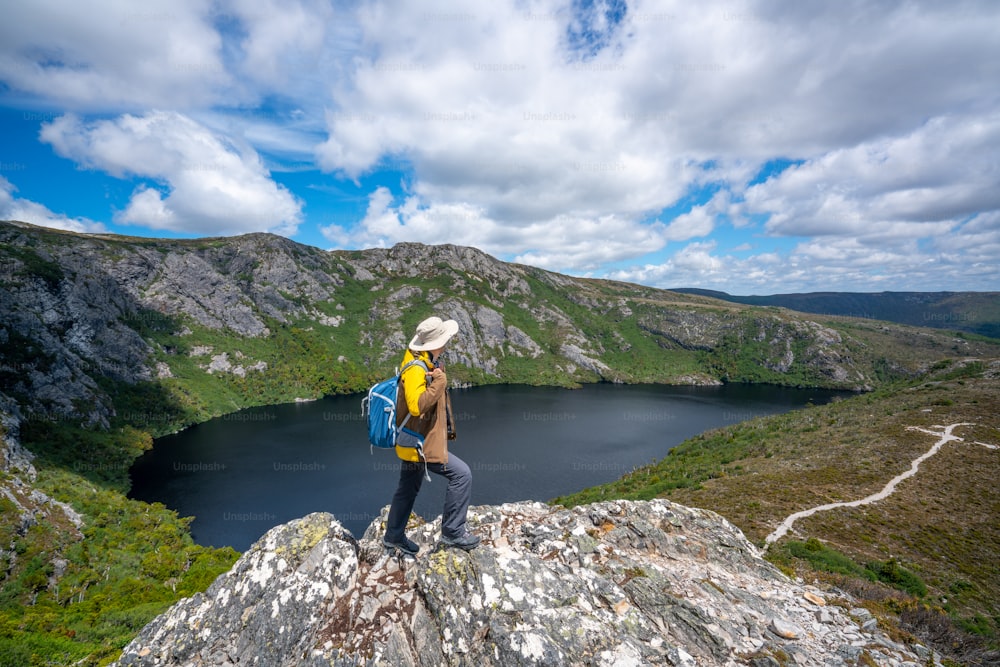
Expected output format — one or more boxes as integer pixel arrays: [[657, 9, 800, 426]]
[[865, 558, 928, 598], [785, 538, 866, 577]]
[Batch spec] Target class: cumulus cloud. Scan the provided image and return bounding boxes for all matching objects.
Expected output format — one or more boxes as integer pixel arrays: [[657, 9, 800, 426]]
[[663, 191, 733, 242], [308, 0, 1000, 290], [316, 0, 1000, 192], [321, 186, 668, 273], [315, 0, 686, 227], [0, 0, 350, 109], [0, 0, 231, 109], [609, 241, 730, 289], [226, 0, 335, 90], [39, 111, 303, 235], [0, 176, 106, 233], [744, 114, 1000, 240], [611, 229, 996, 294], [2, 0, 999, 292]]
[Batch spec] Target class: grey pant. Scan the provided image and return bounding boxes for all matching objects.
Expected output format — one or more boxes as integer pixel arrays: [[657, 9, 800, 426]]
[[385, 453, 472, 540]]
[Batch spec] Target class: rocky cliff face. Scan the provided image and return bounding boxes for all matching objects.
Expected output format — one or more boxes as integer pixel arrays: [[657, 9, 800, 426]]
[[6, 218, 994, 434], [112, 500, 932, 667], [0, 401, 86, 575], [0, 223, 346, 428], [3, 220, 990, 665]]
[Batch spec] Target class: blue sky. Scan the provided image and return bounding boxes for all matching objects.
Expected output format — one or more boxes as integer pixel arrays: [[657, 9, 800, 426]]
[[1, 0, 998, 294]]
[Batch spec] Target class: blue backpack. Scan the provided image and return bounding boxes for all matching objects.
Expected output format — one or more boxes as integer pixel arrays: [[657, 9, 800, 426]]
[[362, 359, 429, 451]]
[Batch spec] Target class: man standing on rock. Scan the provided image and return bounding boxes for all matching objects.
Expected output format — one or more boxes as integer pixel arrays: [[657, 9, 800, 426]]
[[383, 316, 480, 554]]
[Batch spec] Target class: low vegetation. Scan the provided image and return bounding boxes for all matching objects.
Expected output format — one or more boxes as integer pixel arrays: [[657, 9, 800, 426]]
[[556, 360, 1000, 665], [2, 225, 999, 665], [5, 348, 1000, 665], [0, 464, 239, 666]]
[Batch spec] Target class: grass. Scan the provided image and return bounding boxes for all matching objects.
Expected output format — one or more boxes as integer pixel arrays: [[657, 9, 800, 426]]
[[3, 225, 1000, 664], [774, 539, 927, 598], [555, 360, 1000, 662], [0, 464, 238, 666]]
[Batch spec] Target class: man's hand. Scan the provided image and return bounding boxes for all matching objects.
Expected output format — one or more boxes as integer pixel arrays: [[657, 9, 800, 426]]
[[428, 367, 446, 385]]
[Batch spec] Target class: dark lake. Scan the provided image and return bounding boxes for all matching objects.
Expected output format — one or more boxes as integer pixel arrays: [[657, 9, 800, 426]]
[[128, 383, 847, 551]]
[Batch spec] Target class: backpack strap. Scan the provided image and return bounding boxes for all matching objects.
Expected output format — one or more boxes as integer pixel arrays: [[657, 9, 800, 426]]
[[397, 358, 432, 481], [396, 358, 430, 432], [399, 358, 431, 375]]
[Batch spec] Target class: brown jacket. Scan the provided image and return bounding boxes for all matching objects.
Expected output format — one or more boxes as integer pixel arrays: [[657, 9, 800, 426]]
[[394, 349, 454, 464]]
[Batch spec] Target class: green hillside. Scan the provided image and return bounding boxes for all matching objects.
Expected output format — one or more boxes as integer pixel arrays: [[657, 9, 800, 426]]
[[557, 360, 1000, 665], [675, 288, 1000, 339], [2, 221, 999, 665]]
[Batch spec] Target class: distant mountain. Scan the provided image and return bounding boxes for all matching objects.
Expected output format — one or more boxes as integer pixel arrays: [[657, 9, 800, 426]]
[[673, 288, 1000, 338], [3, 219, 1000, 663], [5, 220, 1000, 437]]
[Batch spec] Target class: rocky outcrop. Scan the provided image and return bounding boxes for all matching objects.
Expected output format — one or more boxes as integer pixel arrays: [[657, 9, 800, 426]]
[[112, 500, 932, 667], [0, 240, 152, 427], [0, 411, 86, 584], [8, 219, 992, 434], [349, 243, 532, 303], [0, 396, 34, 478], [638, 308, 733, 351]]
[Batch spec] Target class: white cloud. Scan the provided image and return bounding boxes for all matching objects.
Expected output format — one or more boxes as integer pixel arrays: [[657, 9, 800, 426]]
[[316, 0, 1000, 180], [2, 0, 999, 291], [0, 0, 347, 171], [672, 241, 725, 273], [608, 241, 729, 290], [511, 214, 669, 272], [39, 111, 303, 235], [0, 0, 355, 111], [226, 0, 335, 88], [0, 176, 106, 233], [314, 0, 687, 226], [309, 0, 1000, 288], [611, 226, 998, 294], [321, 186, 668, 272], [744, 114, 1000, 242], [663, 191, 732, 242], [0, 0, 231, 110]]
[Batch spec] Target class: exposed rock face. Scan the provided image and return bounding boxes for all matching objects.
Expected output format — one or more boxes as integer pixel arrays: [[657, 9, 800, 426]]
[[351, 243, 532, 303], [7, 219, 985, 434], [0, 396, 34, 478], [113, 500, 929, 667], [0, 411, 86, 580], [638, 308, 732, 351], [1, 222, 993, 666]]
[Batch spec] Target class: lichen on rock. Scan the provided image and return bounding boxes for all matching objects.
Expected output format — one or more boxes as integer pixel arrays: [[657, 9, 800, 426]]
[[112, 499, 933, 666]]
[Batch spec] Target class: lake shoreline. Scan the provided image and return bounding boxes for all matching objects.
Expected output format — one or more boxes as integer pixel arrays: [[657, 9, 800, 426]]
[[130, 383, 853, 551]]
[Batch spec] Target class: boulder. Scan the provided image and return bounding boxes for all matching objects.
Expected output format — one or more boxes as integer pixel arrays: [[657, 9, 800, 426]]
[[113, 499, 930, 666]]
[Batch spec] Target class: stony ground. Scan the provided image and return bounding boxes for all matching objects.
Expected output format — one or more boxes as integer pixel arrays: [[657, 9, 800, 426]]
[[113, 499, 937, 666]]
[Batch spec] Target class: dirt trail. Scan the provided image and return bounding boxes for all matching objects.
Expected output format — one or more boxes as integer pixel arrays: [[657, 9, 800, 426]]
[[764, 422, 984, 548]]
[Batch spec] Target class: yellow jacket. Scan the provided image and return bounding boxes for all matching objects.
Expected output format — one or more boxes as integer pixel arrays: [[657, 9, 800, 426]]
[[394, 349, 454, 463]]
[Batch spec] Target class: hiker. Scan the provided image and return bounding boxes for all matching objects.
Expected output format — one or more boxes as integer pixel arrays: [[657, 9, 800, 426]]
[[383, 316, 480, 554]]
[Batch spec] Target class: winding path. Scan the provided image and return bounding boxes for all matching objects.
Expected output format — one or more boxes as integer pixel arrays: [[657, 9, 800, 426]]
[[764, 422, 989, 547]]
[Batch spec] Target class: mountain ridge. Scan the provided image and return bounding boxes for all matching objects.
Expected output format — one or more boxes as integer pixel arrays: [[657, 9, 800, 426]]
[[672, 288, 1000, 339], [6, 218, 997, 436], [2, 219, 999, 664]]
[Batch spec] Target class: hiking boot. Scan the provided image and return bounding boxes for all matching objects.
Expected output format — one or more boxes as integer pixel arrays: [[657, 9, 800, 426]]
[[440, 530, 481, 551], [383, 535, 420, 556]]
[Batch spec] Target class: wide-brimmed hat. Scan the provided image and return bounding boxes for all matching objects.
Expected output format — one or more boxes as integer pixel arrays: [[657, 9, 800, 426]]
[[409, 316, 459, 351]]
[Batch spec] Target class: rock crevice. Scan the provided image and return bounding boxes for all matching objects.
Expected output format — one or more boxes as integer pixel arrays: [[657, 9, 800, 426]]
[[113, 500, 931, 667]]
